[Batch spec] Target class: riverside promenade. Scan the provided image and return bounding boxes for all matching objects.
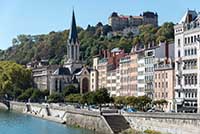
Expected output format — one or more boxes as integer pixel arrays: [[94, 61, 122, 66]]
[[2, 101, 200, 134]]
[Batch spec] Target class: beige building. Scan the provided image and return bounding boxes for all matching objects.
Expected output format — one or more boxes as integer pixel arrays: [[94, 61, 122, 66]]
[[119, 55, 131, 96], [130, 52, 138, 96], [154, 59, 175, 111], [32, 65, 58, 90], [97, 58, 108, 89]]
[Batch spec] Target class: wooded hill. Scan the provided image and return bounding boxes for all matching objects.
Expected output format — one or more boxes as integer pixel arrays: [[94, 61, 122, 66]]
[[0, 22, 174, 65]]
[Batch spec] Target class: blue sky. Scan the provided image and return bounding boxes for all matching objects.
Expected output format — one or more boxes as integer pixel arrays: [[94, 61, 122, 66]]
[[0, 0, 200, 50]]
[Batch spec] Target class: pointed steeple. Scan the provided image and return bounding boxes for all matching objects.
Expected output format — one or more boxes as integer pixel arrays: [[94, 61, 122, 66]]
[[68, 10, 78, 44]]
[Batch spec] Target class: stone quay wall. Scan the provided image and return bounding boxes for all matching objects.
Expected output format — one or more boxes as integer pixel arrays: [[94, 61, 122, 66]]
[[9, 102, 113, 134], [124, 112, 200, 134]]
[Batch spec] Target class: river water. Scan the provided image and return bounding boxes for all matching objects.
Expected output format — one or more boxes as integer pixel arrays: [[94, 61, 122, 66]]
[[0, 109, 94, 134]]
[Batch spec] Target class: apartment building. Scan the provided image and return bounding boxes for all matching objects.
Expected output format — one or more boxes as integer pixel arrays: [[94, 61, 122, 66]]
[[174, 10, 199, 113], [144, 44, 158, 98], [130, 52, 138, 96], [154, 59, 175, 111], [97, 48, 126, 96], [136, 47, 146, 96], [119, 55, 131, 96]]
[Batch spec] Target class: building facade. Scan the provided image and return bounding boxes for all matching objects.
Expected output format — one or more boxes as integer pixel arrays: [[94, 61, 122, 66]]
[[174, 10, 199, 113], [154, 59, 175, 111], [108, 11, 158, 31], [32, 10, 92, 95]]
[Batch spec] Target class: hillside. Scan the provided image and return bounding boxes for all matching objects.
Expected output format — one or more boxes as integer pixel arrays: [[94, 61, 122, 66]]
[[0, 22, 174, 65]]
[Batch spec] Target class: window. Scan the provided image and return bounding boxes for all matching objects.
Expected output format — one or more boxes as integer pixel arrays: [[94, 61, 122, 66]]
[[185, 49, 187, 56], [188, 37, 190, 44], [194, 48, 197, 55], [178, 39, 181, 46], [185, 38, 187, 44], [191, 36, 194, 43], [188, 49, 190, 55], [166, 82, 168, 88], [166, 73, 168, 78], [178, 50, 180, 57], [194, 35, 197, 42], [191, 49, 194, 55], [155, 82, 157, 88], [178, 92, 181, 98]]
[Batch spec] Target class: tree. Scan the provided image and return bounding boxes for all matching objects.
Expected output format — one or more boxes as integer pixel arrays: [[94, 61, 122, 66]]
[[153, 99, 168, 110], [136, 96, 152, 111], [62, 85, 79, 96], [65, 94, 82, 103], [94, 88, 111, 105], [114, 96, 127, 106], [48, 93, 64, 103], [30, 90, 44, 102], [126, 96, 137, 107], [17, 88, 34, 102], [156, 22, 174, 43], [13, 88, 23, 100]]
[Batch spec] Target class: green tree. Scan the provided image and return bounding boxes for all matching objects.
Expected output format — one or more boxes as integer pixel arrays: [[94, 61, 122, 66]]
[[48, 93, 64, 103], [62, 85, 79, 96], [136, 96, 152, 111], [30, 90, 44, 102], [65, 94, 82, 103], [17, 88, 34, 102]]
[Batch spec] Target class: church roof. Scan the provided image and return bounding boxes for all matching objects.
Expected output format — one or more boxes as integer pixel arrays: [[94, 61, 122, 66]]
[[68, 10, 78, 44], [53, 67, 71, 75]]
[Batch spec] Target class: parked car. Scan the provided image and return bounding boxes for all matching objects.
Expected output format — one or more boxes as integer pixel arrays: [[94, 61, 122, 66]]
[[147, 108, 164, 112], [121, 107, 137, 113], [127, 108, 137, 112], [166, 110, 175, 113]]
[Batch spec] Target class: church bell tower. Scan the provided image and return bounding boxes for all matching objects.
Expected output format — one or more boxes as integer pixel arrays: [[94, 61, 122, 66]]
[[64, 10, 82, 73]]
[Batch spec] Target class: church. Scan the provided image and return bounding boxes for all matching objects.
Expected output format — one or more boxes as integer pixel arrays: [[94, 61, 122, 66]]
[[31, 10, 98, 94]]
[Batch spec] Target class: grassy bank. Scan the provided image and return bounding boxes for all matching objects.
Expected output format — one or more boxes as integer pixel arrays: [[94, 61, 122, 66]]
[[121, 128, 163, 134]]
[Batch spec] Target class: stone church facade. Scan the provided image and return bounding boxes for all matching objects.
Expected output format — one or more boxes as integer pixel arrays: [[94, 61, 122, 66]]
[[31, 10, 97, 94]]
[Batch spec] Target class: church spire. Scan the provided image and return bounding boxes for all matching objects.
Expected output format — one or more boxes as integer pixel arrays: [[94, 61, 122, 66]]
[[68, 9, 78, 44]]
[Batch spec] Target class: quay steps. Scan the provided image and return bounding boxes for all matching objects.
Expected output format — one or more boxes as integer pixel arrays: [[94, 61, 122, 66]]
[[103, 114, 130, 134]]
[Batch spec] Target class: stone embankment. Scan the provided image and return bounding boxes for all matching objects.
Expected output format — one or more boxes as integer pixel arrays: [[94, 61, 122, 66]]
[[4, 101, 200, 134], [124, 112, 200, 134], [9, 101, 114, 134]]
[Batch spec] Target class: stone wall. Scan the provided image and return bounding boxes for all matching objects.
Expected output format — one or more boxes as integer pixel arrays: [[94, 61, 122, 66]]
[[10, 101, 26, 112], [124, 112, 200, 134], [9, 102, 113, 134]]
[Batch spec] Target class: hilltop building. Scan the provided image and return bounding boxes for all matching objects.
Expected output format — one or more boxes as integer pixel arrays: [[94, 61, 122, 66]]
[[108, 11, 158, 36]]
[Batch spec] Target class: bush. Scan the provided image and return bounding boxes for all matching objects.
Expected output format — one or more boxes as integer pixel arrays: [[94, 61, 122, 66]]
[[144, 129, 161, 134], [65, 94, 82, 103], [17, 88, 34, 102], [62, 85, 79, 96], [48, 93, 64, 103]]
